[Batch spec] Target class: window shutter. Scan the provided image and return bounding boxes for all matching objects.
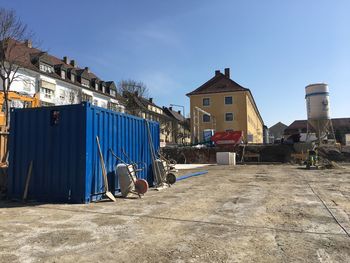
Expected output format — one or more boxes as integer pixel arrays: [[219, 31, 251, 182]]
[[40, 80, 56, 91]]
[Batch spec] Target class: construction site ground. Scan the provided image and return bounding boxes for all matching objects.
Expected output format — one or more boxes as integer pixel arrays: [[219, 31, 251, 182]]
[[1, 164, 350, 263]]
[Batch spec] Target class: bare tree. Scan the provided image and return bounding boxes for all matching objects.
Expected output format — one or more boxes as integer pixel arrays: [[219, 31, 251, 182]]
[[119, 80, 149, 115], [0, 8, 33, 127], [118, 79, 149, 98]]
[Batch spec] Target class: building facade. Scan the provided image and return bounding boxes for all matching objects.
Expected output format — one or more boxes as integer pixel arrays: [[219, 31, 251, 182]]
[[187, 68, 264, 143], [269, 122, 288, 143], [122, 92, 175, 146], [1, 39, 125, 115], [163, 107, 191, 145]]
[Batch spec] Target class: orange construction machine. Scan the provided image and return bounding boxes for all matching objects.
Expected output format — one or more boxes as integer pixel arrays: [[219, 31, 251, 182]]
[[0, 91, 40, 126]]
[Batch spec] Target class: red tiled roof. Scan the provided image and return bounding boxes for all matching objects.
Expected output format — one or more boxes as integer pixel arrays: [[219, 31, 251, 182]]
[[164, 107, 186, 122], [3, 39, 117, 99], [186, 72, 248, 96]]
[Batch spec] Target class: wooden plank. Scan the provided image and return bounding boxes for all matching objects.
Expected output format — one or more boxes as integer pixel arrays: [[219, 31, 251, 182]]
[[23, 160, 33, 201], [96, 136, 116, 202]]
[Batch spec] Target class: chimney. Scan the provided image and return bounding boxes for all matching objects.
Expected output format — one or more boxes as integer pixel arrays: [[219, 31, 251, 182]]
[[178, 110, 181, 114], [85, 67, 90, 73], [24, 39, 32, 48], [149, 98, 153, 103], [215, 70, 220, 76], [224, 68, 230, 78], [70, 60, 77, 68], [63, 56, 70, 64]]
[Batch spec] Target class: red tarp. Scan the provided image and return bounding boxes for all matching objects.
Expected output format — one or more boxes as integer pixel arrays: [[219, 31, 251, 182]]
[[211, 131, 243, 146]]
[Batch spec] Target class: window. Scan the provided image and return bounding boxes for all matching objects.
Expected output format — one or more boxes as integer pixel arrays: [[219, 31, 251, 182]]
[[202, 98, 210, 106], [226, 129, 234, 132], [40, 87, 54, 99], [71, 74, 75, 82], [247, 134, 254, 142], [225, 112, 234, 121], [95, 83, 98, 90], [203, 114, 210, 122], [59, 90, 65, 100], [40, 101, 55, 107], [23, 79, 31, 92], [225, 96, 233, 105], [108, 102, 120, 112], [61, 70, 66, 79], [69, 90, 77, 104], [81, 93, 93, 103], [81, 78, 90, 88], [93, 99, 98, 106], [110, 89, 116, 97], [39, 63, 53, 73]]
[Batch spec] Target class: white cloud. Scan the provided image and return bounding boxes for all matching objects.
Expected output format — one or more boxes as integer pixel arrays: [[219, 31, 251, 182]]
[[139, 26, 181, 47], [137, 70, 189, 114], [139, 71, 178, 96], [120, 20, 182, 49]]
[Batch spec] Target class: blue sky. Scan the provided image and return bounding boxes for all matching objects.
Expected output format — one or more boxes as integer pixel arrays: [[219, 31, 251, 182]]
[[1, 0, 349, 127]]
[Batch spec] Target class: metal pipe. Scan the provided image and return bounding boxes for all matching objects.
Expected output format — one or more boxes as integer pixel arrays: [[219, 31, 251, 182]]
[[176, 171, 208, 181], [195, 106, 211, 116]]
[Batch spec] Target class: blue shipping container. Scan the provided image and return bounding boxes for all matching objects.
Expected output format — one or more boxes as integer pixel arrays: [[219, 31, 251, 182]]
[[8, 102, 160, 203]]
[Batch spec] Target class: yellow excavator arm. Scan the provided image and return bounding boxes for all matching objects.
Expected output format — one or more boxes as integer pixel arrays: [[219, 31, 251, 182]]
[[0, 91, 41, 126]]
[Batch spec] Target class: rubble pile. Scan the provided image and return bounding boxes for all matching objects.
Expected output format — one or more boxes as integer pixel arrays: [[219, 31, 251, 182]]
[[318, 145, 350, 162]]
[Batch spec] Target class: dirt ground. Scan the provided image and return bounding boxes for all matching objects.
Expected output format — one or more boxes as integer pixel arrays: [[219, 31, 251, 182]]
[[1, 164, 350, 263]]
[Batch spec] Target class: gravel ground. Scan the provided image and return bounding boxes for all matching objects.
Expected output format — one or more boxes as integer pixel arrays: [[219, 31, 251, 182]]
[[1, 164, 350, 263]]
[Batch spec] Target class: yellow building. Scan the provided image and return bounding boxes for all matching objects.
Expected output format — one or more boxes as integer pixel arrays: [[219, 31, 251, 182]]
[[186, 68, 264, 143]]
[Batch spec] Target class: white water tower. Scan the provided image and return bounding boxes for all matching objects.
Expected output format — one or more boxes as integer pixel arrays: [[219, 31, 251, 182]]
[[305, 83, 334, 143]]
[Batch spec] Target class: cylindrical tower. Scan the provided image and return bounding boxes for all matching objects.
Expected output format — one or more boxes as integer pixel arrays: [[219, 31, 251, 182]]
[[305, 83, 334, 142]]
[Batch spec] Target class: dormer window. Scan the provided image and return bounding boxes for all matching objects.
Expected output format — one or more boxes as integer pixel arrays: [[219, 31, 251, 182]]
[[81, 78, 90, 88], [95, 82, 98, 90], [102, 85, 105, 93], [71, 74, 75, 82], [110, 89, 116, 97], [39, 63, 53, 73], [61, 70, 66, 79]]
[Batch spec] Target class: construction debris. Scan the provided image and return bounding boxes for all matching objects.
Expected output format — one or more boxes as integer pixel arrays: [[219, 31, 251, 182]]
[[319, 157, 344, 169], [110, 148, 149, 198]]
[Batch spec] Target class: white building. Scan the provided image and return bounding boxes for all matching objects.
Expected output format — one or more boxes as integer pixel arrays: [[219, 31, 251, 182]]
[[3, 39, 125, 111]]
